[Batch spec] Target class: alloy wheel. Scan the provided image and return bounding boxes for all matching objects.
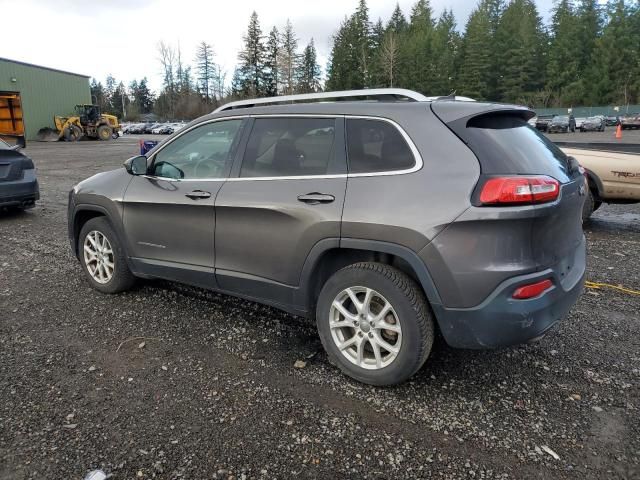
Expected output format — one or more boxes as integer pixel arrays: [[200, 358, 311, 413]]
[[329, 287, 402, 370], [83, 230, 114, 284]]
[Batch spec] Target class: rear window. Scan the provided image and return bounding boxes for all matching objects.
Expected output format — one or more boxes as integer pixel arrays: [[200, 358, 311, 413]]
[[458, 114, 570, 181], [346, 118, 415, 174]]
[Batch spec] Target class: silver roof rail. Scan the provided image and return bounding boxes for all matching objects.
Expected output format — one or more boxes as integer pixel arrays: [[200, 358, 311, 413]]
[[213, 88, 432, 113]]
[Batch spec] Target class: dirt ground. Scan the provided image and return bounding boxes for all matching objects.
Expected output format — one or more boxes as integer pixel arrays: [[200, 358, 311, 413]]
[[1, 136, 639, 480]]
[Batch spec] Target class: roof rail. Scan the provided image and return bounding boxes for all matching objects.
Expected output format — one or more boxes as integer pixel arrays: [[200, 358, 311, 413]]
[[213, 88, 431, 113]]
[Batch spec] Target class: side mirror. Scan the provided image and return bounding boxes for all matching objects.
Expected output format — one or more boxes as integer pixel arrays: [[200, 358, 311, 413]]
[[124, 155, 147, 175]]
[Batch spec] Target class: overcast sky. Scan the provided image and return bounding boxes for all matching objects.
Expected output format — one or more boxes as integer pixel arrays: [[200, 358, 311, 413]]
[[0, 0, 555, 93]]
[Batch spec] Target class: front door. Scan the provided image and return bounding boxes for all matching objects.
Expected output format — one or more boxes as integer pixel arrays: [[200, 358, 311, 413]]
[[123, 118, 245, 286], [215, 116, 347, 306]]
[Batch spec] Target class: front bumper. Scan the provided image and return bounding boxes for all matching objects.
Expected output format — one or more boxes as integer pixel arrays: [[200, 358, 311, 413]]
[[0, 170, 39, 208], [434, 241, 586, 349]]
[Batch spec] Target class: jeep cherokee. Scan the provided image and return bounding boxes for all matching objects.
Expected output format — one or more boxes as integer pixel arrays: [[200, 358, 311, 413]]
[[68, 89, 587, 386]]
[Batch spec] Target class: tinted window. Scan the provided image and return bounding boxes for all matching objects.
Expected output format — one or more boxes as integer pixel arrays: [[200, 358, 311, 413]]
[[460, 114, 570, 181], [240, 118, 335, 178], [151, 119, 242, 179], [346, 118, 415, 174]]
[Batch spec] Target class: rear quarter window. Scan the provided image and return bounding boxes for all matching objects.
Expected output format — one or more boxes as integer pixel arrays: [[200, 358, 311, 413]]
[[346, 118, 415, 174]]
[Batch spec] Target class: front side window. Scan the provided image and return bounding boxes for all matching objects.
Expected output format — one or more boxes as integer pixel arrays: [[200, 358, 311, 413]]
[[346, 118, 415, 174], [151, 119, 242, 179], [240, 118, 336, 178]]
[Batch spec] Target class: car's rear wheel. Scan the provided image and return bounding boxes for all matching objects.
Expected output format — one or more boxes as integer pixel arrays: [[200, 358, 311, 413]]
[[316, 262, 434, 386], [79, 217, 136, 293]]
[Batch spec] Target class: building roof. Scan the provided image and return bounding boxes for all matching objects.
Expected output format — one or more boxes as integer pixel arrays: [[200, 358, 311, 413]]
[[0, 57, 90, 78]]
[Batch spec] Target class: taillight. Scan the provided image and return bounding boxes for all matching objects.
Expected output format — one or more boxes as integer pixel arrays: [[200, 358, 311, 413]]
[[479, 176, 560, 205], [512, 279, 553, 299]]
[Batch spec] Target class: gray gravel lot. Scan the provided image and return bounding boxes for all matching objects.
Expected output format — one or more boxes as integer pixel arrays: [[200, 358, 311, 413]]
[[1, 136, 639, 480]]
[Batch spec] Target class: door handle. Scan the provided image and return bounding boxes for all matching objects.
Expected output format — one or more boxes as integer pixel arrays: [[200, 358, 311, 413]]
[[185, 190, 211, 199], [297, 193, 335, 205]]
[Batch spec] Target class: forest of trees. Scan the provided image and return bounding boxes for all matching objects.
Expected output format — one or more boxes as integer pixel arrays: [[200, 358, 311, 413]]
[[90, 0, 640, 121], [327, 0, 640, 107]]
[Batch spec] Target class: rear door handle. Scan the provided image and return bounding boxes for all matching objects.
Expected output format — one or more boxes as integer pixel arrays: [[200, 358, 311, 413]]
[[297, 193, 335, 204], [185, 190, 211, 199]]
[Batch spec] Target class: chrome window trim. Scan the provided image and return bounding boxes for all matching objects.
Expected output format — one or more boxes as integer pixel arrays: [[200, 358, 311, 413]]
[[144, 114, 423, 182]]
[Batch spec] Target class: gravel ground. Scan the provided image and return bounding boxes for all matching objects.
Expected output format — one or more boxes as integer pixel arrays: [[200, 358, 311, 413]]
[[1, 137, 639, 480]]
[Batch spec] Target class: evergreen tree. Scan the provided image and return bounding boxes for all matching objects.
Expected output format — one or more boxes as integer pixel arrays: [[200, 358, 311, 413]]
[[195, 41, 215, 102], [237, 11, 266, 98], [430, 9, 461, 95], [494, 0, 547, 103], [398, 0, 435, 93], [387, 3, 408, 33], [263, 27, 280, 96], [546, 0, 581, 104], [129, 78, 154, 114], [352, 0, 373, 87], [587, 0, 639, 106], [279, 20, 299, 95], [326, 17, 357, 90], [297, 39, 322, 93], [90, 79, 108, 112]]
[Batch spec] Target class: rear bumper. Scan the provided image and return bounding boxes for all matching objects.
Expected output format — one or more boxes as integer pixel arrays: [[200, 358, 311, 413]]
[[0, 170, 39, 208], [434, 240, 586, 349]]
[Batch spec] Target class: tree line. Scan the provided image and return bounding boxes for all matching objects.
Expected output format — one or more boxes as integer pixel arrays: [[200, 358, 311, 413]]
[[327, 0, 640, 107], [89, 13, 321, 121], [90, 0, 640, 121]]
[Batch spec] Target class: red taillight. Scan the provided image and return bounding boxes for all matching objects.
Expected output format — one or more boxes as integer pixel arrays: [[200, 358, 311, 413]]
[[512, 279, 553, 299], [479, 176, 560, 205]]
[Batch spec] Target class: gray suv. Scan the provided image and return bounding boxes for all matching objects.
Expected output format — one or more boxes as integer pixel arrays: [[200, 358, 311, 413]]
[[68, 89, 587, 386]]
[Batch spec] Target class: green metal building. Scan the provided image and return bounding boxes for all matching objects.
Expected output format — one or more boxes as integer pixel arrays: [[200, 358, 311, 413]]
[[0, 57, 91, 141]]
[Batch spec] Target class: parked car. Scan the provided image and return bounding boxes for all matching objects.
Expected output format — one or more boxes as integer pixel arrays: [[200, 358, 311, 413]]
[[580, 116, 605, 132], [620, 113, 640, 130], [604, 115, 620, 126], [574, 117, 586, 130], [535, 114, 554, 132], [68, 89, 587, 386], [143, 123, 162, 134], [0, 138, 39, 211], [548, 114, 576, 133], [563, 147, 640, 221]]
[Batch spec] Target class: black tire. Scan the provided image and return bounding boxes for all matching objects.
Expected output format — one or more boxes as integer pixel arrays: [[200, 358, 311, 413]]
[[97, 125, 113, 141], [63, 125, 82, 142], [316, 262, 434, 386], [582, 188, 595, 222], [78, 217, 136, 294]]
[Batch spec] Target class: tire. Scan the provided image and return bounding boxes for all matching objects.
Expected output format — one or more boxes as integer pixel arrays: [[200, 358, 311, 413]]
[[78, 217, 136, 294], [582, 188, 595, 222], [316, 262, 434, 386], [63, 125, 82, 142], [97, 125, 113, 141]]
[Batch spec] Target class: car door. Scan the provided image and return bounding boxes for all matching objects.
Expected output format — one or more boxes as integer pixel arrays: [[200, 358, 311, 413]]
[[122, 118, 245, 287], [214, 116, 347, 307]]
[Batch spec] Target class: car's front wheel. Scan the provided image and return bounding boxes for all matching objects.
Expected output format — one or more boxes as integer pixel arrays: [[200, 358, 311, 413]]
[[316, 262, 434, 386], [79, 217, 136, 294]]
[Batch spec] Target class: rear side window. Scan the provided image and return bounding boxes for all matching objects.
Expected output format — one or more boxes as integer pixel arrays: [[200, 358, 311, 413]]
[[459, 114, 570, 181], [346, 119, 415, 174], [240, 118, 335, 178]]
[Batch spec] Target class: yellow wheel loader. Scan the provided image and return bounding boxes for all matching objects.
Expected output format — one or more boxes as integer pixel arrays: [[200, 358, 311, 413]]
[[53, 105, 120, 142]]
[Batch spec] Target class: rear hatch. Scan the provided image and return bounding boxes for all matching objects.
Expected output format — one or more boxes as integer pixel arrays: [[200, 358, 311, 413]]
[[432, 102, 585, 285]]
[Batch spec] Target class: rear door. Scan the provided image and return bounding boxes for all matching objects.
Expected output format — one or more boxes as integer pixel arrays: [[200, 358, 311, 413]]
[[214, 116, 347, 306], [122, 118, 245, 286]]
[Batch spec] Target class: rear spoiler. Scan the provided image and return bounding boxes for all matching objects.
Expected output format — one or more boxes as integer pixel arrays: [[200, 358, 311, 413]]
[[431, 101, 534, 125]]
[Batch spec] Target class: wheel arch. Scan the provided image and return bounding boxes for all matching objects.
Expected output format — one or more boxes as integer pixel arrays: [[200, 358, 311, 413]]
[[584, 168, 604, 199], [297, 238, 443, 316], [71, 205, 126, 260]]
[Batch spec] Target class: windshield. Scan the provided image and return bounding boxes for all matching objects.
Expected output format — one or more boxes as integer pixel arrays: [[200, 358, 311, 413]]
[[554, 116, 569, 122]]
